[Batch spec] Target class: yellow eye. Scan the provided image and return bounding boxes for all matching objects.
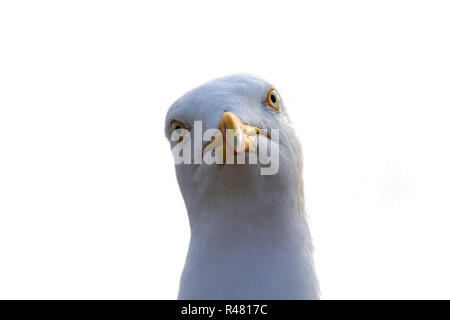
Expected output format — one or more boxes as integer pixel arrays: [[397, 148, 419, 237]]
[[170, 119, 187, 142], [266, 88, 281, 111]]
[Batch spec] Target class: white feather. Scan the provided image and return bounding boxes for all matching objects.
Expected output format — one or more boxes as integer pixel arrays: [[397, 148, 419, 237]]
[[165, 74, 319, 299]]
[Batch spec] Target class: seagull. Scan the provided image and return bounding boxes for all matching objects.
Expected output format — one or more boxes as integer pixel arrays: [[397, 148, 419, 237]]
[[165, 74, 319, 299]]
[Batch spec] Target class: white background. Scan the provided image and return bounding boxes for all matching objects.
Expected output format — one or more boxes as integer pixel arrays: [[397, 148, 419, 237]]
[[1, 1, 449, 299]]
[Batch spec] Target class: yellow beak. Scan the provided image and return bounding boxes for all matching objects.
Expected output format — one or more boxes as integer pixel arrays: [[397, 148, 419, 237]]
[[203, 112, 267, 162]]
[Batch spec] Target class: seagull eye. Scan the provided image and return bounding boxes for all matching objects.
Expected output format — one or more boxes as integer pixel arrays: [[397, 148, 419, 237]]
[[266, 88, 281, 111], [170, 119, 187, 142]]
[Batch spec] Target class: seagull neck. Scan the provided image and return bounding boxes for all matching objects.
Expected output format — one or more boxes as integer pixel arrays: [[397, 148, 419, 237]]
[[179, 180, 319, 299], [187, 183, 308, 248]]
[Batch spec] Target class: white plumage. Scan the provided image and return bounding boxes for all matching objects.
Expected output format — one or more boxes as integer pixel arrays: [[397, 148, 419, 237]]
[[165, 75, 319, 299]]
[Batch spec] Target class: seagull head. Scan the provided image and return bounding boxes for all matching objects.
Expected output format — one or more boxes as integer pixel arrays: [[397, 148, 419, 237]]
[[164, 74, 303, 214]]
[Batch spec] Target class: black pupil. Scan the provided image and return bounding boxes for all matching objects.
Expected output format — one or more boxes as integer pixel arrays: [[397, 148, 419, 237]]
[[175, 125, 181, 130], [270, 94, 277, 103]]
